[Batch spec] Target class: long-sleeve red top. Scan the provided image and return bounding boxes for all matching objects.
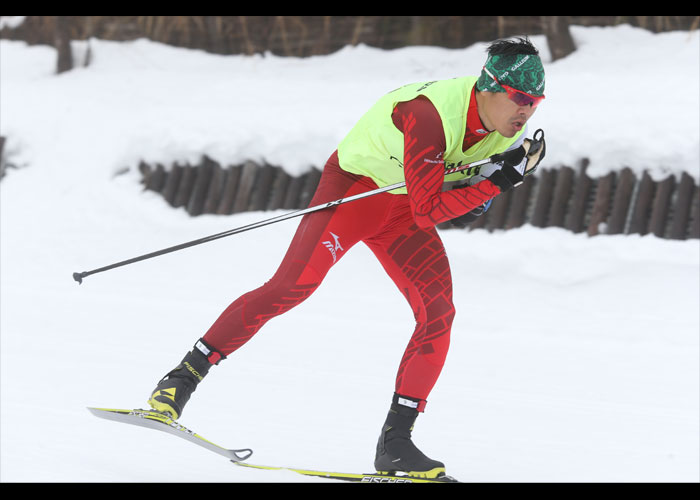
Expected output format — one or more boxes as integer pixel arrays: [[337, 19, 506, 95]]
[[391, 89, 503, 228]]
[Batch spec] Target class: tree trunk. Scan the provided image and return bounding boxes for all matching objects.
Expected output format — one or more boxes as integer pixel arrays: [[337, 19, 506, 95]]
[[55, 16, 73, 74], [541, 16, 576, 61]]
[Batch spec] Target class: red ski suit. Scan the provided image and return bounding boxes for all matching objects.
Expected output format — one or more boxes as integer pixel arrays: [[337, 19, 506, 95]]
[[203, 90, 504, 409]]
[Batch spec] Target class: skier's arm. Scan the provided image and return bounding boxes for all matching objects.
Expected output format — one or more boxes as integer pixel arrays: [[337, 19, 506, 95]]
[[393, 97, 502, 228]]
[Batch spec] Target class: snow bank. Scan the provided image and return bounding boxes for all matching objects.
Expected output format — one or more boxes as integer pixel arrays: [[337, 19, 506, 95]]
[[1, 25, 698, 184]]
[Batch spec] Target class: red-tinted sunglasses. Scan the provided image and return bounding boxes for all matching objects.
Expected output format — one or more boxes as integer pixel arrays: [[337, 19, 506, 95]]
[[483, 66, 545, 108]]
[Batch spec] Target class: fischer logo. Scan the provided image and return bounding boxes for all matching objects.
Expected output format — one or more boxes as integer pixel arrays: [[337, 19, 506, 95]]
[[322, 232, 344, 263], [361, 476, 415, 483]]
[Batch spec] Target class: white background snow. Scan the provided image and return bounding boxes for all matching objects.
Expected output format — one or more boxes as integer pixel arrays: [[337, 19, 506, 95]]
[[1, 24, 698, 482]]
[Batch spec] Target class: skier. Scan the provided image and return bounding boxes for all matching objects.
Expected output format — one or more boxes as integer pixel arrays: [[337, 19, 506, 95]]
[[148, 36, 546, 479]]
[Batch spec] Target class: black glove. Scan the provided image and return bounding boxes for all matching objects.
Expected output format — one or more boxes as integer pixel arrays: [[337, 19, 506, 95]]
[[486, 129, 546, 193]]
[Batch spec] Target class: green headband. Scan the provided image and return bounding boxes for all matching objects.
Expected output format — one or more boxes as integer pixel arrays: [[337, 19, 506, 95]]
[[476, 53, 545, 97]]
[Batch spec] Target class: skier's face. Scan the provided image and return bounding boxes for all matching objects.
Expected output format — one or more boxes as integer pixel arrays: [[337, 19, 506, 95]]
[[476, 90, 537, 138]]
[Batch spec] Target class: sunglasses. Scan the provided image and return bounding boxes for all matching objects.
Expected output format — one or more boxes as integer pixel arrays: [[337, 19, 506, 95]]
[[483, 66, 545, 108]]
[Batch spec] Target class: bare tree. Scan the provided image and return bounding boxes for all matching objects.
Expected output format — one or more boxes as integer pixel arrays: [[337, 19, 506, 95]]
[[541, 16, 576, 61], [55, 16, 73, 73]]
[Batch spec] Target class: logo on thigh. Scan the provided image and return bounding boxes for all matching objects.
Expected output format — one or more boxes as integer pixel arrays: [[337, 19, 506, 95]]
[[322, 232, 344, 263]]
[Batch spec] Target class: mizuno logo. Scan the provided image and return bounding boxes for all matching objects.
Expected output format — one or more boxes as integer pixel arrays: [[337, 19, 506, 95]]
[[322, 232, 344, 263]]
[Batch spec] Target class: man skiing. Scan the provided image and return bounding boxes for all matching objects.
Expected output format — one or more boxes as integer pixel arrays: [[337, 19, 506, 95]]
[[148, 36, 546, 479]]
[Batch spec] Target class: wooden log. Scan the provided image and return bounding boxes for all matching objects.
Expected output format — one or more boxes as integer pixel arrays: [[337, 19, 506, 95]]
[[187, 156, 215, 216], [267, 168, 291, 211], [530, 168, 556, 228], [150, 164, 167, 193], [648, 175, 676, 238], [162, 164, 183, 206], [549, 166, 574, 228], [283, 174, 306, 209], [202, 161, 228, 214], [140, 161, 166, 193], [232, 161, 259, 213], [173, 163, 196, 209], [587, 172, 615, 236], [669, 172, 696, 240], [485, 187, 510, 231], [628, 172, 655, 235], [690, 187, 700, 239], [505, 173, 534, 229], [564, 159, 592, 234], [216, 165, 241, 215], [138, 161, 151, 187], [249, 164, 277, 212], [606, 167, 636, 235]]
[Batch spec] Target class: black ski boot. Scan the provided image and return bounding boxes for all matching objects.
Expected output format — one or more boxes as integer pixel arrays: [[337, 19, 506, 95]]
[[147, 338, 225, 419], [374, 393, 445, 478]]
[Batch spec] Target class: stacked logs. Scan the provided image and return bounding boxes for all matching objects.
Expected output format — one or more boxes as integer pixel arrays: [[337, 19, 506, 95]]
[[139, 157, 699, 240]]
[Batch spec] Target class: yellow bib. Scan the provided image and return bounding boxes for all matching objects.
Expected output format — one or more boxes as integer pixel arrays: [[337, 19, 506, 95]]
[[337, 77, 524, 194]]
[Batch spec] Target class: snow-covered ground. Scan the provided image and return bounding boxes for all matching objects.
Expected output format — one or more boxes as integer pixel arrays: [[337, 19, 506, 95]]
[[1, 24, 698, 482]]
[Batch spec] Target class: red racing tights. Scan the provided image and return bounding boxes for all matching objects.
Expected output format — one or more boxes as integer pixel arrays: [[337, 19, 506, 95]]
[[202, 151, 456, 409]]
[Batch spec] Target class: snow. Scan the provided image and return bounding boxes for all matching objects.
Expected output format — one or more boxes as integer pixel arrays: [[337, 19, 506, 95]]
[[0, 17, 25, 31], [1, 25, 698, 483]]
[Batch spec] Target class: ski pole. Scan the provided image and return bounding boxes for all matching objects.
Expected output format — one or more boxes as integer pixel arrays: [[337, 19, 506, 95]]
[[72, 156, 494, 284]]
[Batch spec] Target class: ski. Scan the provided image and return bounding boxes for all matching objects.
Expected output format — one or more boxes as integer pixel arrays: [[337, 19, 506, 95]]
[[233, 461, 459, 483], [87, 407, 253, 462], [89, 407, 458, 483]]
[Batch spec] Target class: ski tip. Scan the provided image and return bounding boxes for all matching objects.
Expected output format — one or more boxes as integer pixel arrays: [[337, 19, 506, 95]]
[[86, 406, 166, 421], [87, 406, 130, 420], [87, 406, 131, 415]]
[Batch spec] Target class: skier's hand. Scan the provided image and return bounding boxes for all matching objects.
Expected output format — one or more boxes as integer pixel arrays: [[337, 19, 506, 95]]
[[522, 128, 546, 176], [483, 129, 546, 193]]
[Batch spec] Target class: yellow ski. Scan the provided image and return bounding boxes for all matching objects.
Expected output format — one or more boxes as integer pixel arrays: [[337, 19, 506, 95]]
[[234, 461, 459, 483], [89, 407, 458, 483]]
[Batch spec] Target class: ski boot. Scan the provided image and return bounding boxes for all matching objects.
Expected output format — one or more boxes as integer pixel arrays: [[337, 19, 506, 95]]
[[374, 393, 446, 479], [147, 338, 225, 419]]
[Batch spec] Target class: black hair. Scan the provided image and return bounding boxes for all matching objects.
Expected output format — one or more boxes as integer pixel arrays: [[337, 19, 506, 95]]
[[486, 36, 539, 57]]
